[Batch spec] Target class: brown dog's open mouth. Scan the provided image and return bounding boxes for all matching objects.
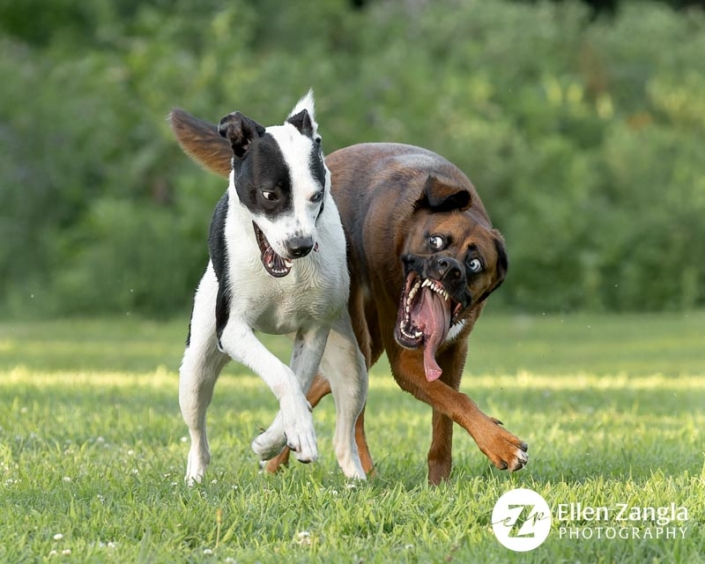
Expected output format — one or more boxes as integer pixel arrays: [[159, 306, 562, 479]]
[[395, 272, 463, 382], [253, 222, 292, 278]]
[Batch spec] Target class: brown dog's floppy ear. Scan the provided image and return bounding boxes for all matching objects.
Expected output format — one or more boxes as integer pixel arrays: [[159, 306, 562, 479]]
[[420, 175, 472, 212], [493, 232, 508, 288], [478, 231, 508, 304], [169, 108, 232, 178], [218, 112, 266, 159]]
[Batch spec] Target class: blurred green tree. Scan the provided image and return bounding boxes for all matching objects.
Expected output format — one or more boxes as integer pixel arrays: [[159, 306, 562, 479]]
[[1, 0, 703, 317]]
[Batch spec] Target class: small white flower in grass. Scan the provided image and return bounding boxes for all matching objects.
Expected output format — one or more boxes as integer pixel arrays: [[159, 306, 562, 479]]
[[62, 549, 71, 556], [404, 544, 414, 550], [107, 542, 116, 549], [203, 548, 213, 555], [224, 558, 236, 563], [48, 550, 58, 557], [127, 449, 135, 456], [345, 483, 357, 489], [180, 436, 188, 443], [53, 533, 64, 541], [210, 479, 218, 485], [62, 476, 72, 483], [295, 531, 311, 546], [131, 468, 139, 475]]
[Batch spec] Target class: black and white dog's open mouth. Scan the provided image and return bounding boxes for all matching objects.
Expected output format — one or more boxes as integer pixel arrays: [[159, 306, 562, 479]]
[[253, 222, 293, 278]]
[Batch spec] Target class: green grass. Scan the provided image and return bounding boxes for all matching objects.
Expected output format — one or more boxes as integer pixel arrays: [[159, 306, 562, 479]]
[[1, 312, 704, 563]]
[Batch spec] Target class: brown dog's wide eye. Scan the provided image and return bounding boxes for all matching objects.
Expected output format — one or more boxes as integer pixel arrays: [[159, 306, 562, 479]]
[[468, 258, 483, 273], [428, 235, 445, 251]]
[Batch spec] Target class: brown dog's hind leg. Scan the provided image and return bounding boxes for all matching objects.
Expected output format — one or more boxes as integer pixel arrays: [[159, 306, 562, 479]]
[[264, 374, 332, 473], [354, 406, 375, 476], [426, 348, 462, 484], [428, 409, 453, 484]]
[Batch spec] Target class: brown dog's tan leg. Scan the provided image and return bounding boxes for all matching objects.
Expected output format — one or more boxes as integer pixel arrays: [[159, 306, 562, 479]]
[[426, 344, 464, 484], [354, 406, 375, 476], [390, 344, 528, 476], [263, 447, 291, 473], [428, 409, 454, 485]]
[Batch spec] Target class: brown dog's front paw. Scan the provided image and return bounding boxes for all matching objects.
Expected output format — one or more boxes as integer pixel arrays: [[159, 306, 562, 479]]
[[477, 418, 528, 472]]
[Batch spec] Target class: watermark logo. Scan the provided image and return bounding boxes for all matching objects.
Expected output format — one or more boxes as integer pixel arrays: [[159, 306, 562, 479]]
[[492, 488, 689, 551], [491, 488, 552, 552], [556, 502, 689, 540]]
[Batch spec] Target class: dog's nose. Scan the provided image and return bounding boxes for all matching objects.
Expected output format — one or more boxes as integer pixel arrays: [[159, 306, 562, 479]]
[[286, 236, 314, 258], [435, 256, 462, 280]]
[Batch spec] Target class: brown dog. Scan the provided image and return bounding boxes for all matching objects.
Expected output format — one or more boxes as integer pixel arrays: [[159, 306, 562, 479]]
[[170, 109, 528, 484]]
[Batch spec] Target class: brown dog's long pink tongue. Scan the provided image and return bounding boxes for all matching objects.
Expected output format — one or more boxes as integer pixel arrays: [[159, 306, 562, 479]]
[[415, 288, 451, 382]]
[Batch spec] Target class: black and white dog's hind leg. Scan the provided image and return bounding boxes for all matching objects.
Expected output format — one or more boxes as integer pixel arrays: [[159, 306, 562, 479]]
[[179, 263, 230, 484], [321, 312, 368, 479]]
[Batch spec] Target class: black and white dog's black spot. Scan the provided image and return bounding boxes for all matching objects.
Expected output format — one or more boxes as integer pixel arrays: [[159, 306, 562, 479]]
[[232, 134, 294, 221], [214, 102, 330, 279], [207, 192, 232, 343]]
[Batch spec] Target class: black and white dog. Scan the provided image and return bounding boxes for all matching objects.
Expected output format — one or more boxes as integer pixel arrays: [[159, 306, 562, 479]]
[[177, 92, 367, 483]]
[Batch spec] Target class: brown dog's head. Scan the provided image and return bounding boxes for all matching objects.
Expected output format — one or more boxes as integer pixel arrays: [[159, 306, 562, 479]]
[[395, 175, 508, 381]]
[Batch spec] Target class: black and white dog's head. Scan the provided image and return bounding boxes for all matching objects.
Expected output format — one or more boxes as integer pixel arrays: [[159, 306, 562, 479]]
[[218, 91, 330, 277]]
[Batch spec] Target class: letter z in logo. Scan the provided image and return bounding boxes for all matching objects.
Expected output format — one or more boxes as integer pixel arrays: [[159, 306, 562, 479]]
[[492, 489, 552, 551], [505, 504, 539, 538]]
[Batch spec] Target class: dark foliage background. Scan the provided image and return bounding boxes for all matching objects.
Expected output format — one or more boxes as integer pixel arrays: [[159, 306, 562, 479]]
[[1, 0, 703, 318]]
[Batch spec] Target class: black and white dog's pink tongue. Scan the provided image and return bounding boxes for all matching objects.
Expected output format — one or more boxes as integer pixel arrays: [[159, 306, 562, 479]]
[[262, 248, 291, 277], [263, 248, 277, 269], [415, 288, 451, 382]]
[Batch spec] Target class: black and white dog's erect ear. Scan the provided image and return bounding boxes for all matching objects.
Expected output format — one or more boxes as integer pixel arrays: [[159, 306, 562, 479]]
[[287, 110, 315, 138], [286, 90, 321, 143], [218, 112, 266, 158]]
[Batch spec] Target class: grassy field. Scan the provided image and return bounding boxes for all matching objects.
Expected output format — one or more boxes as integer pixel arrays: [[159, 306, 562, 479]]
[[0, 312, 703, 563]]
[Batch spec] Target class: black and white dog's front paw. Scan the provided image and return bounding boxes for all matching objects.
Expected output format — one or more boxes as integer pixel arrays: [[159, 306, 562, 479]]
[[253, 400, 317, 463], [252, 425, 287, 461]]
